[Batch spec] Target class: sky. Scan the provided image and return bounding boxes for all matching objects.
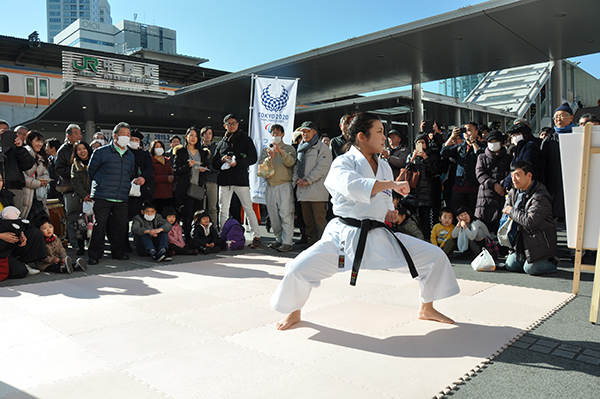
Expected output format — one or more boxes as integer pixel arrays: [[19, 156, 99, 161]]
[[3, 0, 600, 87]]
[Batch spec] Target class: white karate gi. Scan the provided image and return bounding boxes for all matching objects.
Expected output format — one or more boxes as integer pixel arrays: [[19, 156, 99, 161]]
[[271, 145, 460, 314]]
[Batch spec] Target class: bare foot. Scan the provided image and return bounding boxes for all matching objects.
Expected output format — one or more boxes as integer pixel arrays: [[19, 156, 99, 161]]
[[276, 310, 301, 330], [418, 302, 454, 324]]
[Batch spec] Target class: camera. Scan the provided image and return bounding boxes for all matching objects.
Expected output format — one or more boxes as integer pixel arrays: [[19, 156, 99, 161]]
[[227, 151, 234, 157], [458, 127, 466, 134], [269, 143, 274, 148]]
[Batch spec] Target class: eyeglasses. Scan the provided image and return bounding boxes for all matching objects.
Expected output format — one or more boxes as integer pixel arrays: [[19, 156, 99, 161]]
[[225, 122, 238, 126], [553, 114, 571, 120]]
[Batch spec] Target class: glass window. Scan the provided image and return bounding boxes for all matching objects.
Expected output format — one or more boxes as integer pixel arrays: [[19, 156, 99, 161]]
[[26, 78, 35, 96], [49, 18, 61, 23], [49, 4, 60, 9], [39, 79, 48, 97], [49, 11, 60, 16], [0, 75, 8, 93]]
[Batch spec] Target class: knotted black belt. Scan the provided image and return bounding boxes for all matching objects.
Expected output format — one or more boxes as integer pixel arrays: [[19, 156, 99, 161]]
[[338, 217, 419, 286]]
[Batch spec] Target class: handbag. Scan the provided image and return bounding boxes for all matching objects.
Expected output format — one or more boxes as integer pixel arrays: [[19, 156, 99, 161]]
[[471, 247, 496, 271], [187, 183, 205, 201], [82, 200, 94, 216], [396, 167, 420, 189], [257, 161, 275, 179], [497, 214, 518, 248], [484, 236, 500, 259], [56, 176, 72, 193]]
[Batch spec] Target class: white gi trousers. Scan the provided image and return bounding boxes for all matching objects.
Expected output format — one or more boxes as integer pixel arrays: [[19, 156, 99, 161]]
[[265, 181, 294, 246], [218, 185, 260, 238], [270, 218, 460, 314]]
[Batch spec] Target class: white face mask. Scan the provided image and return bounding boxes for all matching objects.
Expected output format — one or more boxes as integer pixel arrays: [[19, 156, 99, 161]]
[[116, 135, 130, 148], [488, 142, 502, 152], [511, 134, 523, 145], [273, 136, 282, 144], [128, 141, 140, 150], [154, 147, 164, 156], [144, 214, 155, 222]]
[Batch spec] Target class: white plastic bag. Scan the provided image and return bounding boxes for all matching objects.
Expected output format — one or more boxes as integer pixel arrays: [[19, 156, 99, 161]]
[[82, 201, 94, 216], [129, 181, 141, 197], [471, 247, 496, 271]]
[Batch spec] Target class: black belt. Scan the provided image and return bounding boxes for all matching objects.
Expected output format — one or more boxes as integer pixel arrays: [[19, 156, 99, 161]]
[[338, 217, 419, 286]]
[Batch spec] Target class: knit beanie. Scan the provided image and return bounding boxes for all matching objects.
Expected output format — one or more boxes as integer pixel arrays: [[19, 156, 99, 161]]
[[554, 102, 573, 115]]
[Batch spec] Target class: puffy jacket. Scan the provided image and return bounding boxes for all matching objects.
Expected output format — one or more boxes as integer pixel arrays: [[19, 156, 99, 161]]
[[88, 143, 135, 201], [505, 180, 556, 263], [71, 159, 91, 201], [475, 147, 512, 224], [131, 214, 172, 237], [22, 146, 50, 218], [0, 145, 35, 190], [172, 145, 210, 197], [211, 130, 257, 187], [293, 140, 332, 202]]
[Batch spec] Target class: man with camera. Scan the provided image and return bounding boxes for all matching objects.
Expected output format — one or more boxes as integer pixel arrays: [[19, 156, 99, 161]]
[[0, 120, 35, 213], [440, 121, 484, 212], [258, 124, 296, 252], [212, 114, 261, 248]]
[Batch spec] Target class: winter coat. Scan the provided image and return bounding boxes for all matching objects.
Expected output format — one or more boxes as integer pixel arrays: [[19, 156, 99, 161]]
[[540, 132, 565, 218], [0, 145, 35, 190], [202, 141, 219, 184], [475, 147, 512, 224], [167, 222, 186, 248], [211, 130, 257, 187], [88, 142, 135, 202], [152, 156, 174, 199], [130, 148, 155, 200], [131, 214, 172, 237], [71, 159, 91, 202], [54, 141, 74, 192], [37, 235, 67, 271], [505, 180, 557, 263], [402, 149, 437, 208], [440, 141, 484, 188], [292, 140, 332, 202], [172, 145, 210, 197], [21, 146, 50, 218], [191, 222, 221, 247]]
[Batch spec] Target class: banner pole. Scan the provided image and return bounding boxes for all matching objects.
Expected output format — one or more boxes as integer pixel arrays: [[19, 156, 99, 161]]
[[248, 74, 256, 138]]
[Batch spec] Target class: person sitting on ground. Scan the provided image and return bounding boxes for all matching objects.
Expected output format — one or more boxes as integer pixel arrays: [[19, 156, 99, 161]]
[[190, 209, 222, 254], [0, 205, 46, 278], [131, 200, 172, 262], [502, 160, 558, 275], [162, 206, 197, 256], [36, 218, 87, 274], [451, 205, 491, 256], [390, 206, 425, 240], [431, 207, 456, 255]]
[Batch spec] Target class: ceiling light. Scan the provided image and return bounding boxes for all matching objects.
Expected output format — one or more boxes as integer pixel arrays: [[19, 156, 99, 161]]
[[129, 109, 133, 113], [170, 113, 175, 117], [82, 106, 87, 109]]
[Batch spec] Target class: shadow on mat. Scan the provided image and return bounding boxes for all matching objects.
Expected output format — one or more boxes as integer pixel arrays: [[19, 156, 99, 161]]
[[0, 381, 39, 398], [299, 321, 522, 359]]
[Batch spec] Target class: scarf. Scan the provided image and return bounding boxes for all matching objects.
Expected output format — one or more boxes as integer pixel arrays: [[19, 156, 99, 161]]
[[154, 155, 165, 165], [296, 134, 320, 179], [554, 123, 575, 134], [45, 234, 57, 244]]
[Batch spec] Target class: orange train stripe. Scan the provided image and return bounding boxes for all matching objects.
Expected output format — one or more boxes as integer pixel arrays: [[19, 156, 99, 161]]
[[0, 67, 62, 79]]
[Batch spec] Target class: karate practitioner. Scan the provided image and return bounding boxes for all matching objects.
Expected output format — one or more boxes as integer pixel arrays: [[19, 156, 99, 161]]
[[271, 112, 460, 330]]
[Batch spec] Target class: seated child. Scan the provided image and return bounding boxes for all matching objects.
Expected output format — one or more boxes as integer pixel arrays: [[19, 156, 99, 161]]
[[190, 210, 222, 254], [162, 207, 197, 256], [36, 218, 87, 274], [452, 205, 491, 256], [391, 206, 425, 240], [430, 207, 456, 255], [131, 200, 172, 262]]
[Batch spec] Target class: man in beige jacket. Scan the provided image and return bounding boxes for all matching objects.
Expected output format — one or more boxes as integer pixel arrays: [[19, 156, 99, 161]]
[[258, 124, 297, 252]]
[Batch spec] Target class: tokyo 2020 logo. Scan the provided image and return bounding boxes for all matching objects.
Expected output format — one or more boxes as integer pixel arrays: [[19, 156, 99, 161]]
[[261, 84, 289, 112]]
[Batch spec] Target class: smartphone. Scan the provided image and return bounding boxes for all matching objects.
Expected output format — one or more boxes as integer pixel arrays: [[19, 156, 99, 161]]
[[1, 130, 17, 148], [416, 142, 423, 152], [423, 121, 434, 133]]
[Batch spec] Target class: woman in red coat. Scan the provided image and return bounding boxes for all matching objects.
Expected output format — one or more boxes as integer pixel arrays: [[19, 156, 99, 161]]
[[151, 140, 175, 213]]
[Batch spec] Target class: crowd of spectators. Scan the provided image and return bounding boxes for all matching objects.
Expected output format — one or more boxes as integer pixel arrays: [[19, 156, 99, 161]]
[[0, 101, 598, 281]]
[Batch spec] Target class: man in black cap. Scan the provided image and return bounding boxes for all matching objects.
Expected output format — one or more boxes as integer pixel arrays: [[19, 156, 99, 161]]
[[381, 129, 410, 180], [212, 114, 261, 248]]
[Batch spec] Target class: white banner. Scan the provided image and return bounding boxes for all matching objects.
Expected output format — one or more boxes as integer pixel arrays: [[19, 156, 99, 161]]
[[249, 76, 298, 203]]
